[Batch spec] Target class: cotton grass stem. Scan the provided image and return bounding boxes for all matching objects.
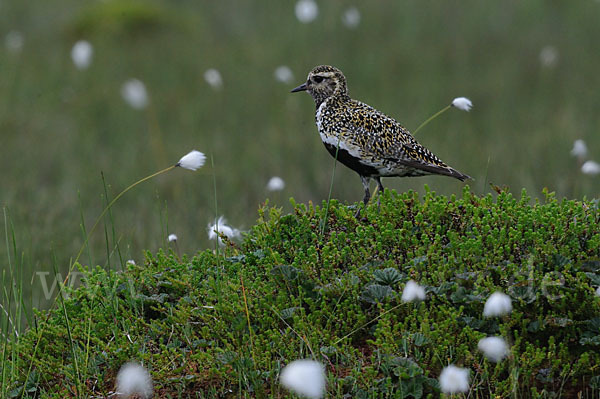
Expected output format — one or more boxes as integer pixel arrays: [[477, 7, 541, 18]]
[[412, 105, 451, 135], [321, 134, 341, 235], [72, 165, 175, 270], [240, 276, 255, 364], [333, 302, 403, 346], [271, 306, 315, 358], [210, 154, 223, 303]]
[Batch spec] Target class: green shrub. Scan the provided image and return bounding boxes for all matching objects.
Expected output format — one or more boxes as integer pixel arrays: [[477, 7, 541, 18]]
[[6, 187, 600, 398]]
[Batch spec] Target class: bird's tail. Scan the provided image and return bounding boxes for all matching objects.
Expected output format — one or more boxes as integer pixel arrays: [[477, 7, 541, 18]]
[[447, 167, 471, 182]]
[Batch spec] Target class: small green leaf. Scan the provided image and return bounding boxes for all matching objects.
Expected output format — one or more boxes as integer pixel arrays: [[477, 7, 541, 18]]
[[361, 284, 396, 304], [373, 267, 405, 286], [270, 264, 300, 281]]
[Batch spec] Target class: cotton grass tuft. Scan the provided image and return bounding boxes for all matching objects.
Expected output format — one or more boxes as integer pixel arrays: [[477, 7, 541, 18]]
[[451, 97, 473, 112], [570, 139, 588, 161], [121, 79, 148, 110], [483, 292, 512, 317], [280, 359, 325, 399], [295, 0, 318, 23], [208, 216, 240, 246], [274, 66, 294, 84], [116, 362, 153, 399], [176, 150, 206, 171], [267, 176, 285, 191], [341, 7, 361, 29], [539, 45, 558, 67], [204, 68, 223, 89], [582, 160, 600, 176], [71, 40, 93, 70], [401, 280, 426, 302], [5, 31, 24, 52], [478, 336, 509, 362], [439, 365, 469, 394]]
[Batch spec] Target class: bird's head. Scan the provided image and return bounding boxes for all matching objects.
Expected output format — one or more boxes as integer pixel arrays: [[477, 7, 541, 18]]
[[291, 65, 348, 106]]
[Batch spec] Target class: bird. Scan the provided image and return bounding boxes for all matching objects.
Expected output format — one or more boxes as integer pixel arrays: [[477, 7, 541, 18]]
[[291, 65, 470, 216]]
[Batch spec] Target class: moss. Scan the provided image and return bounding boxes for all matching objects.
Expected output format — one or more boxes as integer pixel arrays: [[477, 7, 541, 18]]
[[7, 187, 600, 397], [68, 0, 187, 38]]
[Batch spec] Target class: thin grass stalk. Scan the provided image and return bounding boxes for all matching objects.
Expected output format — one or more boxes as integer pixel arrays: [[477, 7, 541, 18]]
[[52, 251, 82, 396], [211, 154, 222, 303], [321, 134, 341, 235], [1, 273, 13, 396], [0, 329, 6, 397], [6, 213, 30, 330], [102, 207, 111, 271], [412, 104, 451, 135], [101, 172, 124, 270], [2, 210, 18, 334], [0, 293, 17, 340], [83, 297, 94, 371], [270, 306, 315, 358], [2, 280, 18, 391], [71, 164, 176, 271], [78, 191, 93, 270], [332, 302, 404, 346], [2, 208, 20, 393], [3, 209, 14, 301], [3, 207, 17, 310], [160, 199, 168, 251], [483, 155, 491, 194], [240, 275, 255, 365], [14, 251, 24, 376]]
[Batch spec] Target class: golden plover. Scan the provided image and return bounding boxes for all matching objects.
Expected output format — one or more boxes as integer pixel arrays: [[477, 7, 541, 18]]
[[291, 65, 470, 214]]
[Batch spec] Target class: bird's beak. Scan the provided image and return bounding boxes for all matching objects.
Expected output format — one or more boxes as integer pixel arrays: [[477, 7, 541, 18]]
[[290, 83, 307, 93]]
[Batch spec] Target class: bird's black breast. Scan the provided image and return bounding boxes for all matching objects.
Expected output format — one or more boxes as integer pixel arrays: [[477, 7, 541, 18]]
[[323, 142, 379, 177]]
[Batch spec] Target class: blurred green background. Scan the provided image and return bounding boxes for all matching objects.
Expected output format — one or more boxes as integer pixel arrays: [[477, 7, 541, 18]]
[[1, 0, 599, 309]]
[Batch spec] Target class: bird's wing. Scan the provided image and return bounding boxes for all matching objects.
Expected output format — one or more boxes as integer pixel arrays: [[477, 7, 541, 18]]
[[344, 100, 470, 180], [344, 101, 439, 163]]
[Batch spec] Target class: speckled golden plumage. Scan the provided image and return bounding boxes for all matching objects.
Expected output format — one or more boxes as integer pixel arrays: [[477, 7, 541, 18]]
[[291, 65, 470, 212]]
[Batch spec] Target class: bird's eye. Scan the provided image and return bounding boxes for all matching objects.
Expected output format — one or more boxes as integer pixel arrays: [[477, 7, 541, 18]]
[[313, 76, 324, 83]]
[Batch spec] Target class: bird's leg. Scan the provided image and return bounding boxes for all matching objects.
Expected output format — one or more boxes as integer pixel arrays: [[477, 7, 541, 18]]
[[374, 177, 384, 208], [355, 175, 371, 218]]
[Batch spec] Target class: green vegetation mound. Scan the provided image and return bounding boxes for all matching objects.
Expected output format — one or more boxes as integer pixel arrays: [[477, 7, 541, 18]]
[[9, 188, 600, 398]]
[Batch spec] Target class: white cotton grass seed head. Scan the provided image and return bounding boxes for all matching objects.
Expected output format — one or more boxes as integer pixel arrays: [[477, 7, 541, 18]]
[[295, 0, 318, 23], [477, 336, 509, 362], [176, 150, 206, 171], [121, 78, 148, 110], [439, 365, 470, 394], [451, 97, 473, 112], [341, 7, 361, 29], [267, 176, 285, 191], [5, 30, 24, 52], [204, 68, 223, 89], [274, 65, 294, 84], [116, 362, 153, 399], [539, 45, 558, 67], [581, 160, 600, 176], [280, 359, 325, 399], [126, 259, 136, 266], [571, 139, 588, 161], [208, 216, 240, 246], [71, 40, 93, 70], [168, 234, 177, 242], [483, 291, 512, 317], [401, 280, 426, 303]]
